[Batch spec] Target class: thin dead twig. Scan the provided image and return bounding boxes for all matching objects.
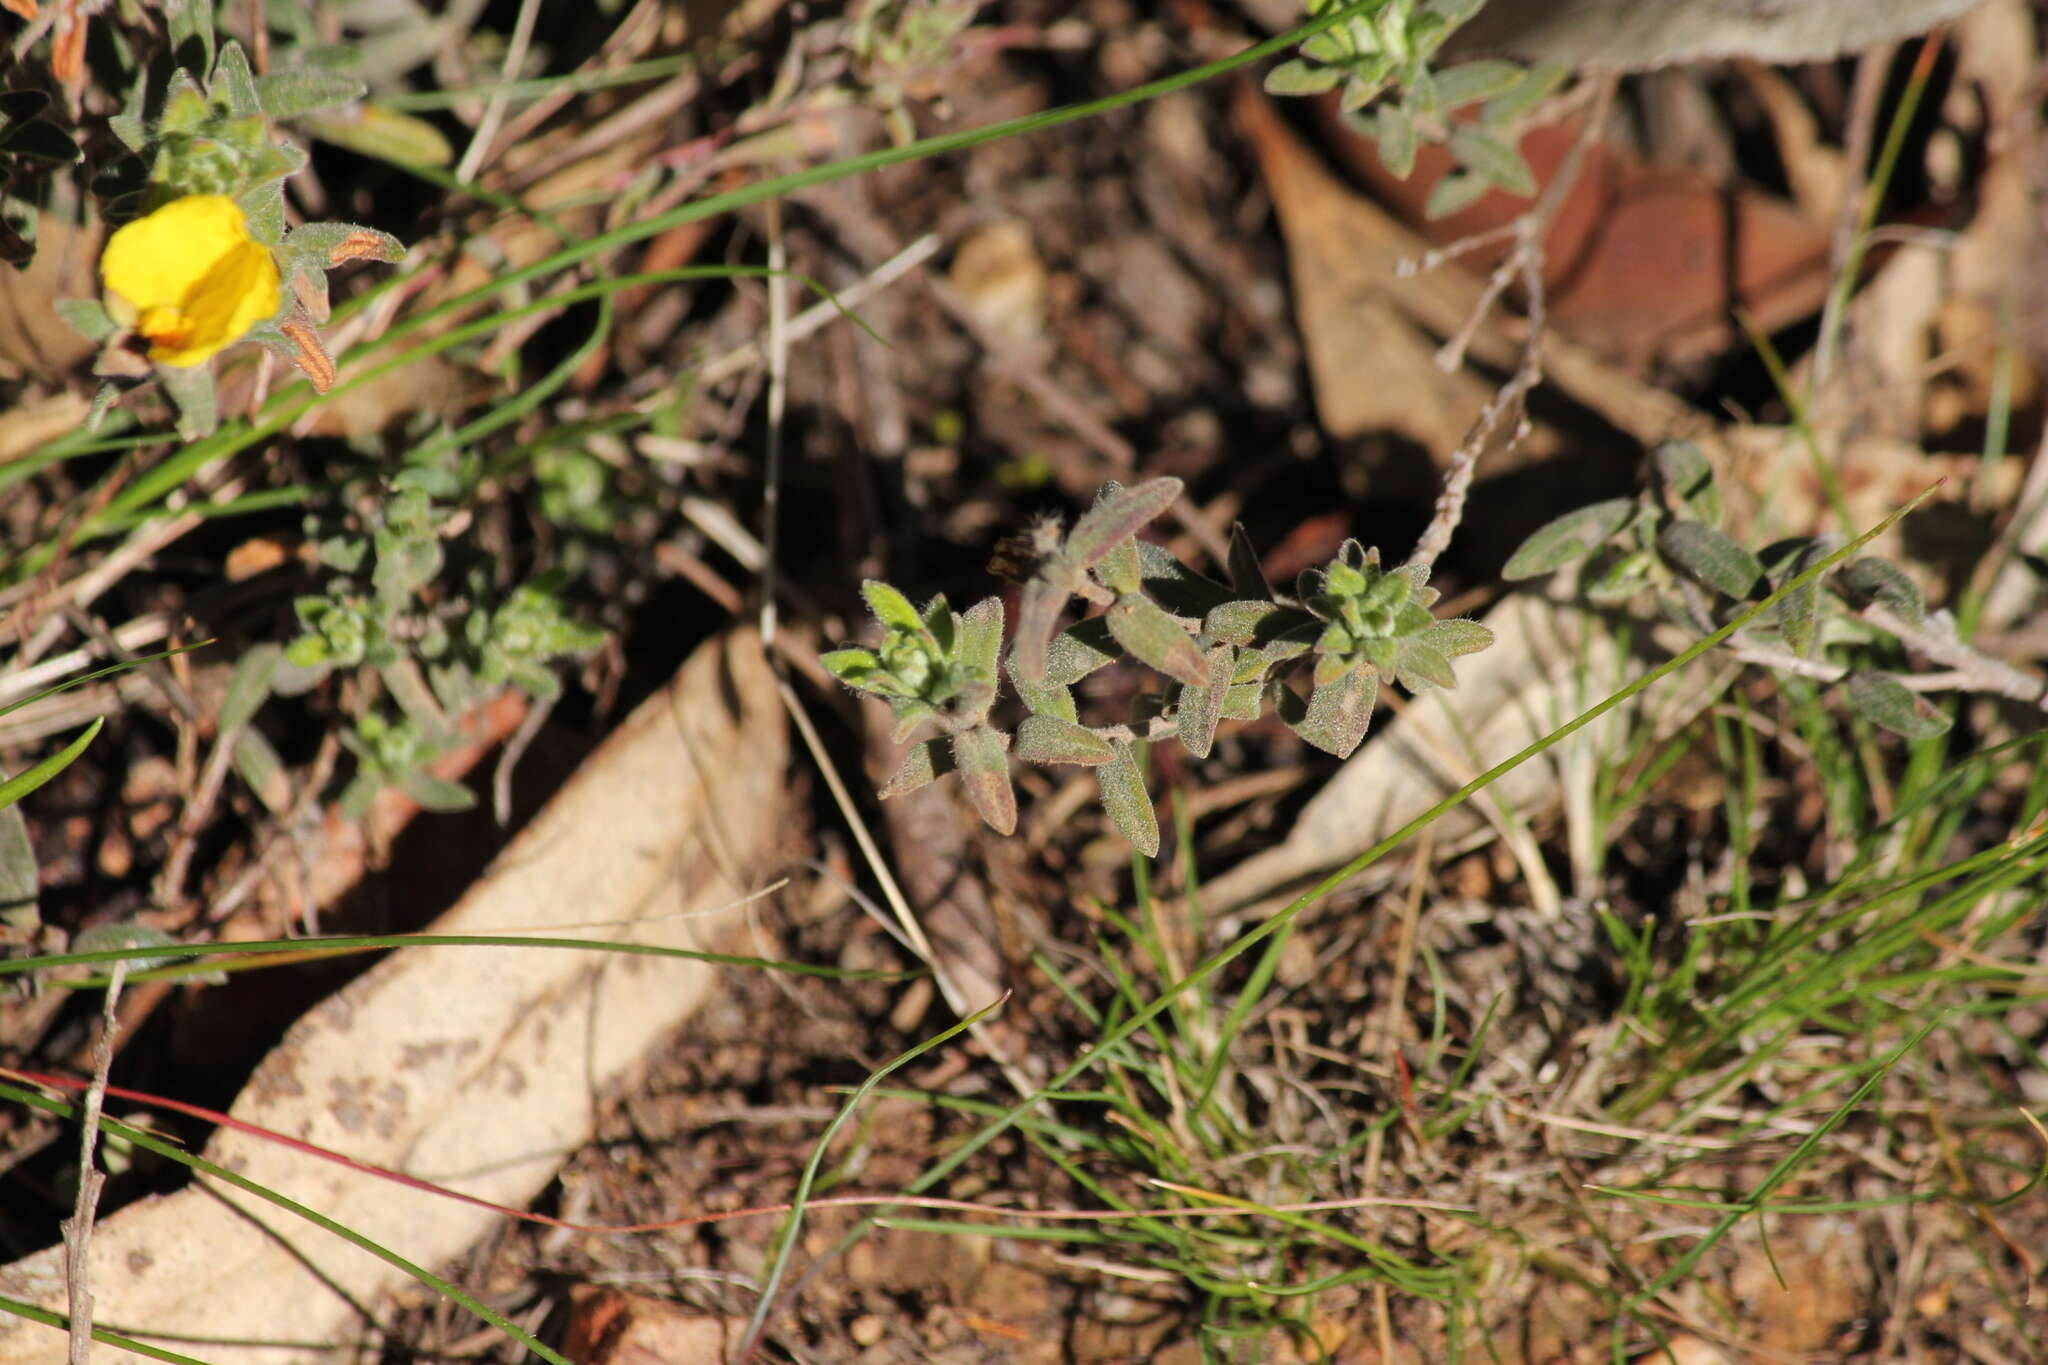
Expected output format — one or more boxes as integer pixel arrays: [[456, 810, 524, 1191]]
[[761, 195, 790, 651], [62, 960, 128, 1365], [453, 0, 542, 183], [1862, 603, 2048, 709], [1406, 77, 1617, 572]]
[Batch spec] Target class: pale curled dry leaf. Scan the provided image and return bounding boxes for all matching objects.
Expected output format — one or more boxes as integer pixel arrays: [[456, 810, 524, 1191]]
[[0, 630, 790, 1362]]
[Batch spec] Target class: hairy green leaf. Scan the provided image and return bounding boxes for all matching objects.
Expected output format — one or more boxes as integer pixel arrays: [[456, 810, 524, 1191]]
[[1425, 170, 1492, 219], [1482, 62, 1566, 123], [1011, 576, 1068, 685], [255, 67, 369, 119], [1768, 538, 1834, 656], [401, 770, 478, 812], [1420, 617, 1493, 660], [1067, 477, 1182, 569], [1097, 741, 1159, 858], [1394, 639, 1456, 691], [959, 595, 1004, 681], [1653, 440, 1720, 524], [1264, 59, 1345, 96], [1221, 681, 1265, 720], [1206, 599, 1283, 647], [1838, 557, 1926, 622], [54, 297, 118, 343], [1106, 593, 1209, 686], [1658, 521, 1763, 599], [1290, 664, 1378, 758], [881, 740, 954, 798], [1433, 59, 1524, 110], [1225, 523, 1273, 600], [1372, 106, 1418, 179], [211, 41, 262, 116], [1585, 548, 1656, 603], [951, 725, 1017, 835], [1448, 125, 1534, 196], [1177, 644, 1235, 759], [1846, 672, 1951, 741], [862, 579, 926, 635], [1095, 531, 1142, 596], [1137, 542, 1234, 617], [1502, 498, 1636, 579], [1015, 715, 1114, 766], [1046, 619, 1120, 685], [0, 800, 34, 931], [890, 697, 937, 744]]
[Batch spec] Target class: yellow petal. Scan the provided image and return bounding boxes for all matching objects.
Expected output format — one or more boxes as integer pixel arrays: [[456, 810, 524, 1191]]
[[99, 194, 281, 367]]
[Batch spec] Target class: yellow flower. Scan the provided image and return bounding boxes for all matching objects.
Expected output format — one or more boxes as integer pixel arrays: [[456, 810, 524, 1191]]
[[100, 195, 281, 367]]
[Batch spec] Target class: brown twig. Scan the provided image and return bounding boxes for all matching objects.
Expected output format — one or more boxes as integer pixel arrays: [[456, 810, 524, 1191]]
[[61, 960, 127, 1365], [1405, 77, 1618, 573]]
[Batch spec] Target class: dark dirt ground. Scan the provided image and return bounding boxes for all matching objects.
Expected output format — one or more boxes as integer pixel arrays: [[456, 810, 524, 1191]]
[[6, 0, 2048, 1361]]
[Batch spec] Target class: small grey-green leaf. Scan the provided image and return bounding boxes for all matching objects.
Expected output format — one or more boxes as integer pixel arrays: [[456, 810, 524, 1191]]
[[922, 596, 955, 654], [1043, 619, 1119, 686], [1137, 540, 1235, 617], [1097, 741, 1159, 858], [254, 67, 368, 119], [959, 596, 1004, 682], [1448, 125, 1535, 197], [1658, 521, 1763, 599], [862, 579, 926, 634], [1176, 644, 1234, 759], [71, 922, 190, 968], [951, 725, 1016, 835], [1095, 532, 1142, 596], [1221, 681, 1265, 720], [233, 730, 293, 813], [1421, 617, 1493, 660], [1838, 557, 1925, 622], [399, 771, 477, 812], [1482, 62, 1567, 123], [1011, 576, 1069, 685], [1394, 639, 1457, 691], [1264, 59, 1345, 96], [1425, 171, 1493, 220], [881, 740, 954, 798], [1106, 594, 1210, 686], [219, 644, 282, 733], [1433, 59, 1524, 110], [1846, 672, 1951, 741], [1291, 665, 1379, 758], [303, 105, 456, 167], [890, 698, 937, 744], [1015, 714, 1114, 766], [1225, 523, 1272, 600], [1012, 673, 1078, 722], [1653, 440, 1721, 524], [1586, 547, 1656, 603], [815, 650, 888, 695], [1300, 32, 1351, 63], [211, 41, 262, 116], [55, 297, 118, 343], [1206, 599, 1283, 647], [1068, 477, 1182, 569], [1373, 106, 1418, 179], [1771, 540, 1833, 656], [1502, 498, 1636, 579], [160, 359, 221, 440]]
